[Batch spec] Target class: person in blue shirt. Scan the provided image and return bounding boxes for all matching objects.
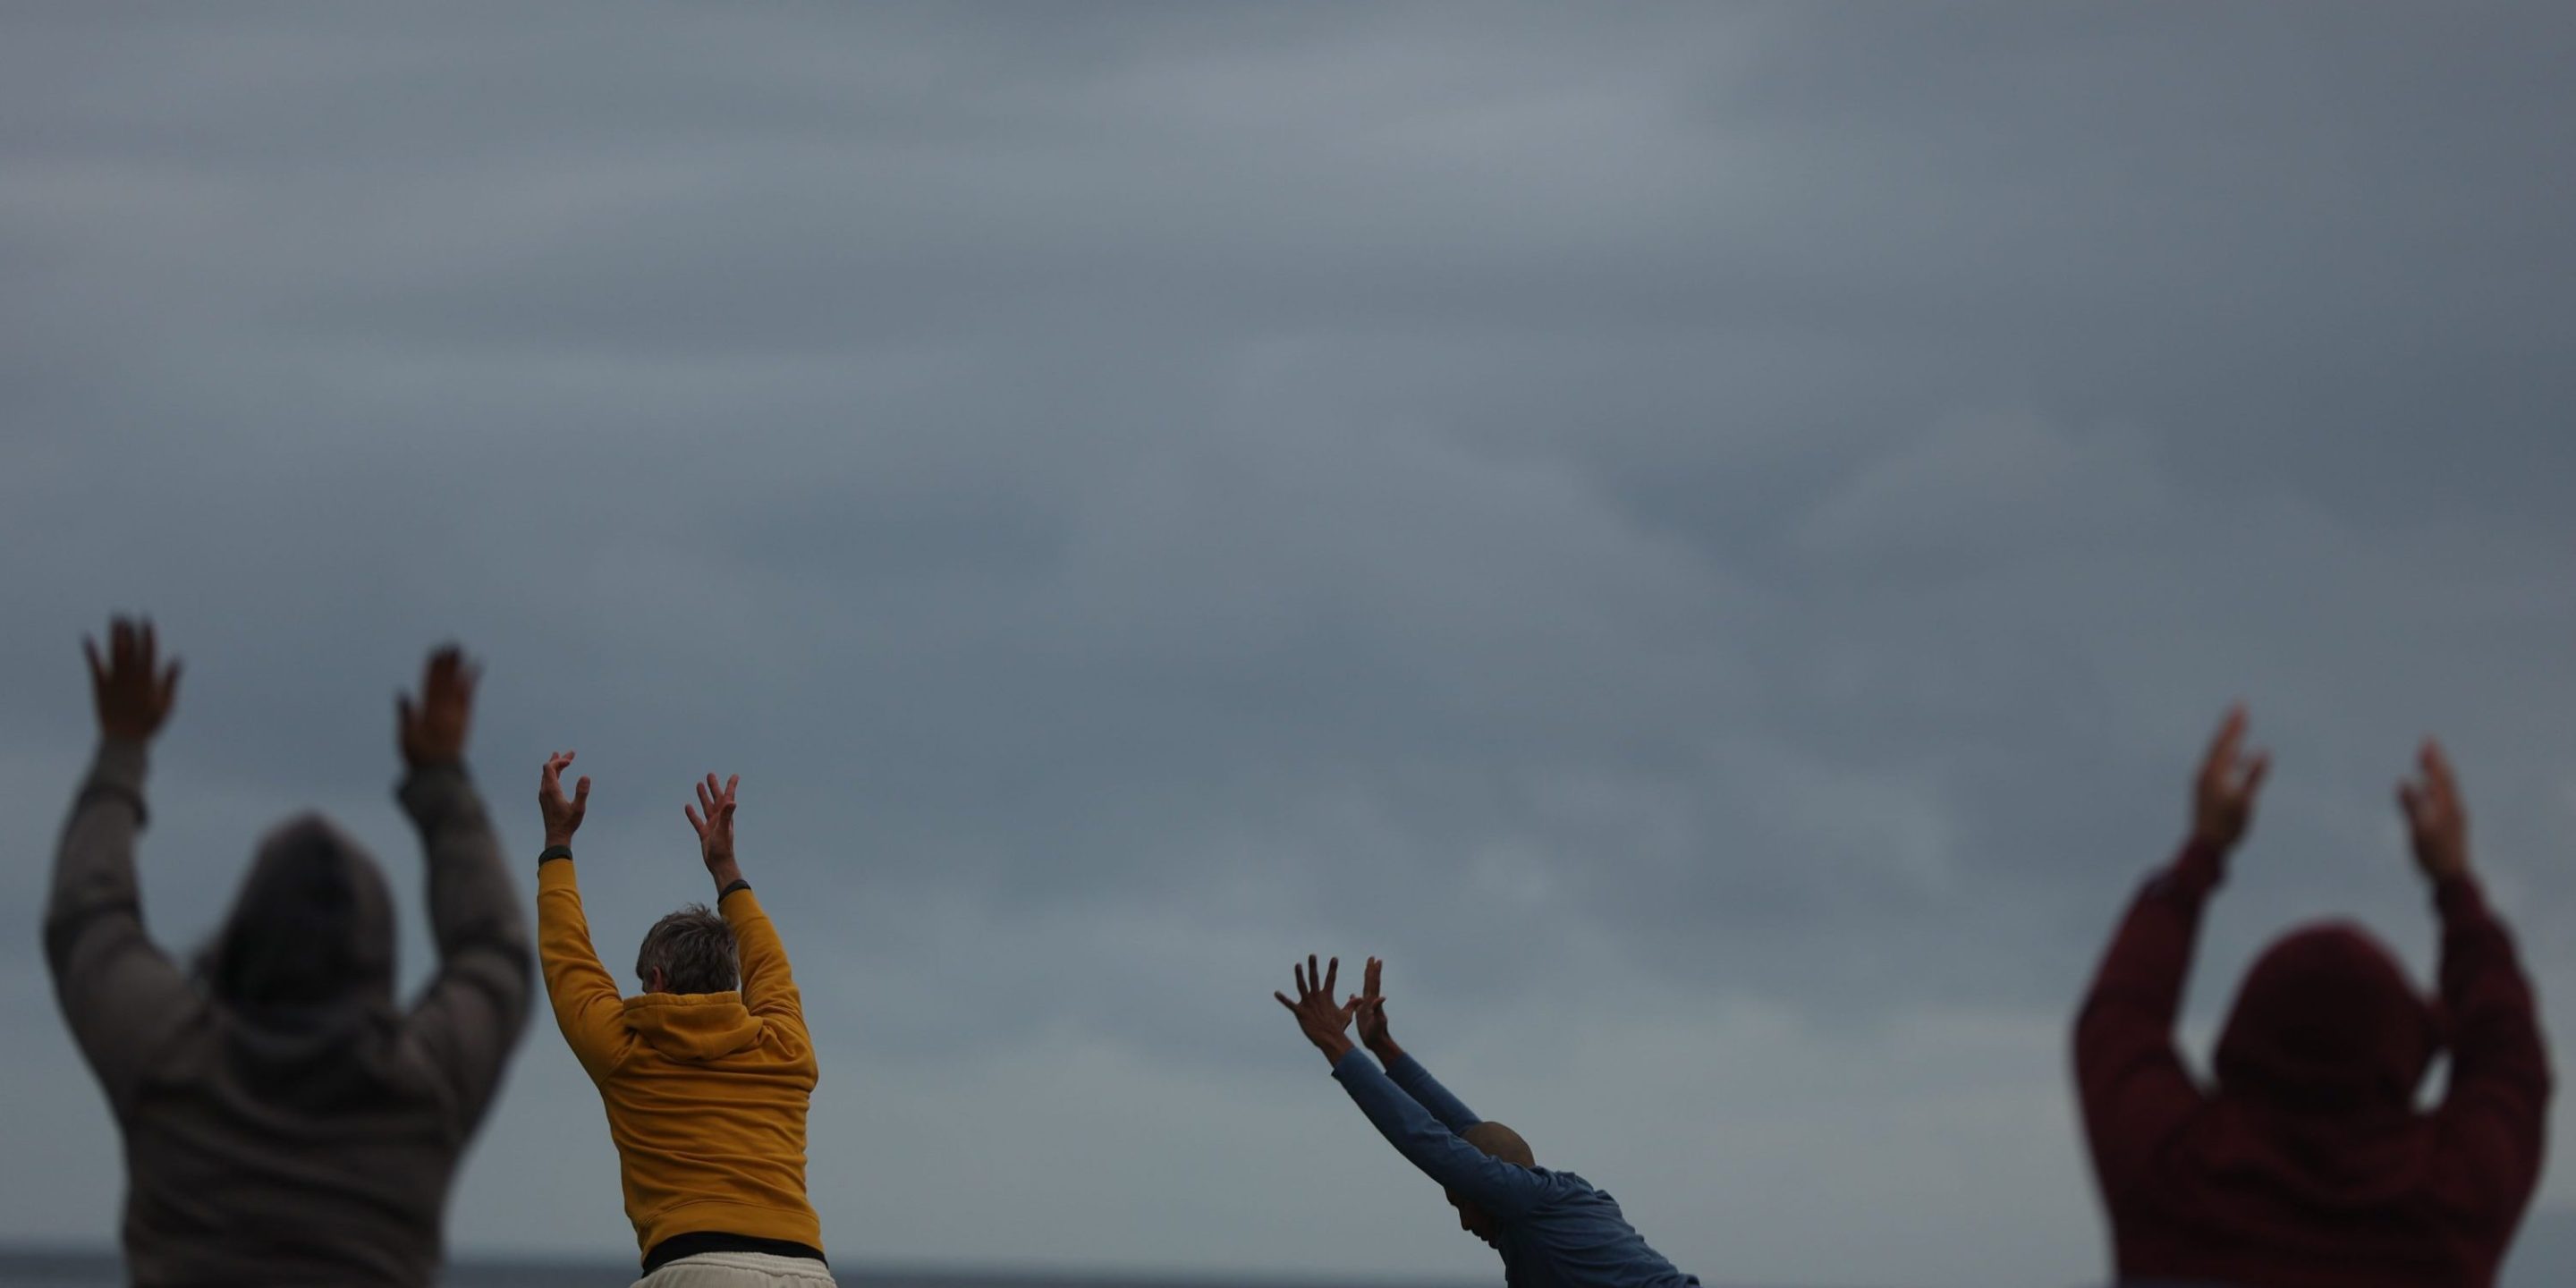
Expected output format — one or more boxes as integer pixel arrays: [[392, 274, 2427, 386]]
[[1275, 955, 1700, 1288]]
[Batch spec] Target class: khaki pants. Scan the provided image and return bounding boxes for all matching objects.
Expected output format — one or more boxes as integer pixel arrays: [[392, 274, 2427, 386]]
[[632, 1250, 837, 1287]]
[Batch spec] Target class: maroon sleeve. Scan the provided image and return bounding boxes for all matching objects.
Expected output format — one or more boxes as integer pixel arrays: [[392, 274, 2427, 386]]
[[2072, 838, 2224, 1203], [2429, 874, 2552, 1229]]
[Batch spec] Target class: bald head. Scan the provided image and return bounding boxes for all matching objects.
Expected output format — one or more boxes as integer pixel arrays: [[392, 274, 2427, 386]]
[[1462, 1121, 1536, 1168]]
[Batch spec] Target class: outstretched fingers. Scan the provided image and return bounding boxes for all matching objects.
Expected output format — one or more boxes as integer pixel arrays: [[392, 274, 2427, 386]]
[[2237, 750, 2271, 797], [420, 644, 479, 705], [2419, 740, 2459, 807], [2201, 704, 2247, 776], [2199, 704, 2268, 796], [2399, 741, 2460, 822]]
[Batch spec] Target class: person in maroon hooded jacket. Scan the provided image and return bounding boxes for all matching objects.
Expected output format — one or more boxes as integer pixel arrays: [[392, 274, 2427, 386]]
[[2074, 706, 2552, 1288]]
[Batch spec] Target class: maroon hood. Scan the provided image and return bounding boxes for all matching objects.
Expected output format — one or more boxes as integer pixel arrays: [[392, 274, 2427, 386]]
[[2214, 920, 2442, 1114]]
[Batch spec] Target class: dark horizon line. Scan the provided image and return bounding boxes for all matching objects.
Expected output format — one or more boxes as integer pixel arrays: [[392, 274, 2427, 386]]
[[0, 1241, 1511, 1288]]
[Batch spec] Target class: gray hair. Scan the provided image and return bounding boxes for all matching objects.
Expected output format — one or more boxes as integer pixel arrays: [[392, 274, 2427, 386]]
[[635, 904, 739, 995]]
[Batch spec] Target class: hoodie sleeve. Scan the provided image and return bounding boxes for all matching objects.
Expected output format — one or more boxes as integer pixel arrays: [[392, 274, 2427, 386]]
[[42, 739, 202, 1115], [720, 885, 808, 1043], [1332, 1048, 1550, 1219], [536, 858, 634, 1078], [2072, 838, 2222, 1204], [2429, 873, 2553, 1225], [398, 762, 533, 1131]]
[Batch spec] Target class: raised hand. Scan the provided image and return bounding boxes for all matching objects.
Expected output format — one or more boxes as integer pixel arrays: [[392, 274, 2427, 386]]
[[1274, 953, 1357, 1066], [684, 773, 741, 887], [398, 646, 479, 767], [539, 750, 591, 847], [2190, 704, 2269, 852], [83, 617, 181, 743], [2398, 739, 2471, 885], [1349, 956, 1402, 1061]]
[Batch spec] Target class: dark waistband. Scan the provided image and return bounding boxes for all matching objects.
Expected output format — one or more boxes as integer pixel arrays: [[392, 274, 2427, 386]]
[[642, 1231, 828, 1275]]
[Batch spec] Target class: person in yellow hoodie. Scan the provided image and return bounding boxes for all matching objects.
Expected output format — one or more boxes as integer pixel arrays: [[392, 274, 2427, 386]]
[[534, 752, 830, 1288]]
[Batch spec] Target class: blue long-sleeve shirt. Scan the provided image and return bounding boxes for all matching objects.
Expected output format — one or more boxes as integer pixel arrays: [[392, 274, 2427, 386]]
[[1332, 1048, 1699, 1288]]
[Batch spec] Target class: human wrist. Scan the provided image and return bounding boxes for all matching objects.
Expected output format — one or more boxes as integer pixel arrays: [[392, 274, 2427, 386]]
[[1318, 1034, 1357, 1065], [2186, 824, 2237, 856], [707, 857, 744, 892], [544, 828, 577, 850]]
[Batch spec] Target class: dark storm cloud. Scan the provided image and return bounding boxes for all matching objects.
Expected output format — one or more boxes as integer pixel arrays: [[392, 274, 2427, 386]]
[[2, 5, 2572, 1285]]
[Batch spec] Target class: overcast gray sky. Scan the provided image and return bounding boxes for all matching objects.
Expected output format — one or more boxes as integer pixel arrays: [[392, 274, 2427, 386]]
[[3, 4, 2572, 1286]]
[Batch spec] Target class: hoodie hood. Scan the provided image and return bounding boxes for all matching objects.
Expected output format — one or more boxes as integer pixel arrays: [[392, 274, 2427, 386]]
[[207, 813, 397, 1013], [199, 812, 407, 1106], [623, 991, 767, 1063], [2215, 920, 2441, 1114]]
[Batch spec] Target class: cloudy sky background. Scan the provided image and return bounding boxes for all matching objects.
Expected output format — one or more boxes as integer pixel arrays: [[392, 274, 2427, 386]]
[[3, 4, 2572, 1285]]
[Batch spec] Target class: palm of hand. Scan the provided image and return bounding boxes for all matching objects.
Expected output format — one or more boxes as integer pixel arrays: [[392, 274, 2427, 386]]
[[1355, 1004, 1389, 1047], [1351, 956, 1393, 1049], [399, 647, 478, 766], [85, 619, 180, 742], [1275, 955, 1354, 1057], [687, 773, 739, 870], [2191, 706, 2268, 850]]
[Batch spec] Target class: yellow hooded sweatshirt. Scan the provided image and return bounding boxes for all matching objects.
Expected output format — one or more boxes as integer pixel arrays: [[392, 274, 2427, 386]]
[[537, 860, 822, 1262]]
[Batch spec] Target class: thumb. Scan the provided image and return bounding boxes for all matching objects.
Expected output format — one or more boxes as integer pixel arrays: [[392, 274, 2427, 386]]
[[573, 776, 591, 809]]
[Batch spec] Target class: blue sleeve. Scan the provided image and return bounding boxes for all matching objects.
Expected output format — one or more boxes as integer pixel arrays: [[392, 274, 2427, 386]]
[[1333, 1048, 1546, 1218], [1385, 1052, 1482, 1134]]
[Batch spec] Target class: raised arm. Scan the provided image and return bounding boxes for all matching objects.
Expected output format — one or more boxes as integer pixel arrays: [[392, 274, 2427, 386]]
[[42, 620, 199, 1114], [394, 648, 533, 1127], [1276, 953, 1546, 1218], [1352, 957, 1480, 1133], [2073, 706, 2265, 1202], [688, 774, 805, 1032], [532, 750, 632, 1078], [1335, 1048, 1549, 1217], [2402, 742, 2552, 1220]]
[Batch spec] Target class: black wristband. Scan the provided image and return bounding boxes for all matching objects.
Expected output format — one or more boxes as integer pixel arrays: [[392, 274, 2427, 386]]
[[538, 844, 573, 866], [717, 877, 750, 900]]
